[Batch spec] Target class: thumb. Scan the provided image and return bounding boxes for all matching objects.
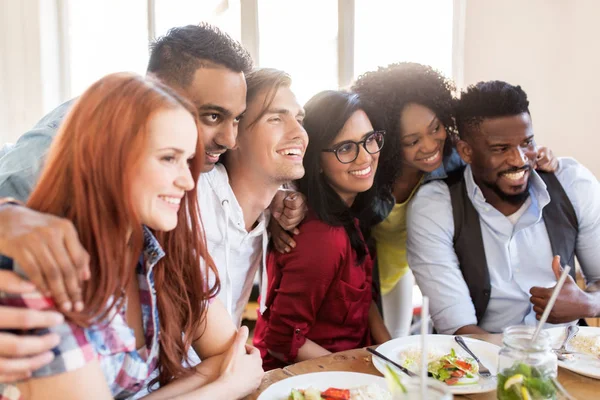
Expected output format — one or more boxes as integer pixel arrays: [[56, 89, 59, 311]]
[[233, 325, 249, 353], [552, 255, 562, 280]]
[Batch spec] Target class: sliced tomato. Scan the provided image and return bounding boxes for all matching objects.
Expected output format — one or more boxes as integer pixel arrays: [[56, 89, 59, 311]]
[[445, 377, 460, 385], [443, 363, 454, 369], [322, 388, 350, 400], [454, 360, 472, 371], [451, 369, 466, 378]]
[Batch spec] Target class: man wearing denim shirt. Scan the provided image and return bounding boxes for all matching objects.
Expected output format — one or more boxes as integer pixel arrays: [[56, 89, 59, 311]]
[[407, 81, 600, 335]]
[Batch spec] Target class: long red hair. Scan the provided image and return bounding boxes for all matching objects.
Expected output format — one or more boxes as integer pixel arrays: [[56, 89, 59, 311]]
[[27, 72, 219, 386]]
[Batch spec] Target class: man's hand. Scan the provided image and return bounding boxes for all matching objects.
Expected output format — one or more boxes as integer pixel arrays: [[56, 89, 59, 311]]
[[218, 326, 264, 399], [530, 256, 595, 323], [0, 271, 64, 383], [270, 190, 307, 232], [0, 205, 90, 312], [535, 146, 559, 172]]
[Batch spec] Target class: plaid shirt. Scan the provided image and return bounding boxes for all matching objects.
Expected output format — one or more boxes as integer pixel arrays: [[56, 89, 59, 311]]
[[0, 226, 164, 399]]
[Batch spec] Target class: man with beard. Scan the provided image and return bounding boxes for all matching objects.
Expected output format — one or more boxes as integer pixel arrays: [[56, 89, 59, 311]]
[[406, 80, 600, 335]]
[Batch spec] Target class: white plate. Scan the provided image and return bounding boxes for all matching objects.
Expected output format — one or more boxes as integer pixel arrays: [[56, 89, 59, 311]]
[[545, 326, 600, 379], [257, 371, 389, 400], [372, 335, 499, 395]]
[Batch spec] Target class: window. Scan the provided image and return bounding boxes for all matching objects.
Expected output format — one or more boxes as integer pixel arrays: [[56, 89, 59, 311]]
[[66, 0, 148, 97], [354, 0, 454, 79], [257, 0, 338, 105]]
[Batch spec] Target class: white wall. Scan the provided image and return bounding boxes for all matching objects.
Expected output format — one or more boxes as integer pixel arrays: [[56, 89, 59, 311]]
[[460, 0, 600, 177]]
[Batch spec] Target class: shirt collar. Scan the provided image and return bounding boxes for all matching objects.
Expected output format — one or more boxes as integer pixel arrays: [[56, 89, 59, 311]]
[[423, 147, 465, 183], [141, 226, 165, 270]]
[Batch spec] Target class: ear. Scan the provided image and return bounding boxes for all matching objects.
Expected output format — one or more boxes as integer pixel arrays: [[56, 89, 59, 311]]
[[456, 139, 473, 165]]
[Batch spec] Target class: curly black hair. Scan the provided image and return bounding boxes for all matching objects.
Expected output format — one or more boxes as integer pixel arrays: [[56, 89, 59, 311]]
[[352, 62, 457, 195], [147, 23, 253, 89], [455, 80, 530, 140]]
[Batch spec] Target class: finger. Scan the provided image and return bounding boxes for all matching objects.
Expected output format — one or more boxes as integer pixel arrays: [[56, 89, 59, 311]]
[[0, 307, 64, 330], [0, 271, 36, 294], [32, 244, 71, 312], [13, 250, 49, 296], [529, 286, 550, 298], [48, 238, 83, 311], [0, 371, 32, 383], [552, 255, 562, 280], [278, 231, 296, 249], [0, 351, 55, 374], [0, 332, 60, 357], [63, 221, 91, 282], [291, 228, 300, 235], [245, 344, 260, 355], [284, 195, 304, 210], [533, 305, 544, 315], [529, 296, 548, 308], [272, 237, 289, 254], [233, 326, 249, 354]]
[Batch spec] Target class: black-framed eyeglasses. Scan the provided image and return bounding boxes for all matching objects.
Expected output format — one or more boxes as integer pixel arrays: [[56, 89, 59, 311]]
[[322, 130, 385, 164]]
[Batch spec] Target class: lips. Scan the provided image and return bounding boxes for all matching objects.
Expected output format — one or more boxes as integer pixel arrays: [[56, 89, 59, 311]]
[[205, 150, 225, 164], [159, 195, 182, 210], [500, 167, 530, 186], [349, 165, 373, 178], [417, 150, 441, 165]]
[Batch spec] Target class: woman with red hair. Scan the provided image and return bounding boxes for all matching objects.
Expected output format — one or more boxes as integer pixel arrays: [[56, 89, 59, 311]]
[[0, 72, 263, 399]]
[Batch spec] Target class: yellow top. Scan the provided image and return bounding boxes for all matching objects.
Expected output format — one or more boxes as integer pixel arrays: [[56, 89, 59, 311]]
[[371, 180, 423, 295]]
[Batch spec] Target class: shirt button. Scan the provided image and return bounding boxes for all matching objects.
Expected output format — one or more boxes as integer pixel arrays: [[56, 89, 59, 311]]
[[295, 328, 301, 334]]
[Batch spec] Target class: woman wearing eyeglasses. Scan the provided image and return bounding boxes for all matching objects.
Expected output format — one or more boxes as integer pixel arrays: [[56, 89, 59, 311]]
[[252, 90, 391, 370]]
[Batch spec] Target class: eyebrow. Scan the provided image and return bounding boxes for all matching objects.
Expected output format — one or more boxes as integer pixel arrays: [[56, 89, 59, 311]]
[[488, 134, 535, 146], [198, 104, 233, 118], [267, 108, 306, 118], [402, 116, 438, 139]]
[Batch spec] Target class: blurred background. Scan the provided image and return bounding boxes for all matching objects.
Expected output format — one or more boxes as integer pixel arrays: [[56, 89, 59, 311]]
[[1, 0, 599, 176]]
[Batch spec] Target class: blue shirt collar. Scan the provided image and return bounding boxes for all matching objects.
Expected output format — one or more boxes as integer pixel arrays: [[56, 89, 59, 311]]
[[141, 226, 165, 271], [423, 147, 465, 183]]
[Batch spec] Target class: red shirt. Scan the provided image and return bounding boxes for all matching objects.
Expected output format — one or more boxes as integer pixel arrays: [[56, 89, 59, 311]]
[[253, 211, 374, 370]]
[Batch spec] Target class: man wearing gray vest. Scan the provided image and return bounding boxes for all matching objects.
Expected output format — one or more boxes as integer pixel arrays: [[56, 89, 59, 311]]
[[407, 80, 600, 335]]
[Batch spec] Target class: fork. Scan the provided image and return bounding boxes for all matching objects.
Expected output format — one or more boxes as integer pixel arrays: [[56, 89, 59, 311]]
[[553, 325, 579, 359], [454, 336, 493, 377]]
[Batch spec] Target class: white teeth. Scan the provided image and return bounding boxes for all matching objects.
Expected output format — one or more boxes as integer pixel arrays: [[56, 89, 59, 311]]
[[160, 196, 181, 205], [422, 151, 440, 162], [503, 170, 526, 180], [349, 166, 372, 176], [206, 152, 221, 158], [278, 148, 302, 156]]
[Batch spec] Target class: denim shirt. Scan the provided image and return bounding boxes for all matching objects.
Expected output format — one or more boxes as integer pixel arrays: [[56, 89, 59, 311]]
[[0, 99, 75, 201], [366, 148, 465, 228]]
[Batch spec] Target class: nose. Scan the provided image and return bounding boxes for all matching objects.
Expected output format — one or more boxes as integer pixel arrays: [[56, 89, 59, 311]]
[[176, 164, 196, 191], [214, 123, 238, 150], [355, 143, 373, 165], [507, 146, 528, 167], [420, 135, 438, 154]]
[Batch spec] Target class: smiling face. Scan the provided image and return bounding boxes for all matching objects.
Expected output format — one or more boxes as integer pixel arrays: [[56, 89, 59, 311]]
[[457, 112, 537, 208], [130, 107, 198, 231], [182, 66, 247, 172], [320, 109, 379, 206], [399, 103, 447, 173], [234, 85, 308, 184]]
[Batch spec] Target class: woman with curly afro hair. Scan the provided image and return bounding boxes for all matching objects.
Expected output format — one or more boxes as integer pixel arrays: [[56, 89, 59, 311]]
[[351, 62, 558, 338]]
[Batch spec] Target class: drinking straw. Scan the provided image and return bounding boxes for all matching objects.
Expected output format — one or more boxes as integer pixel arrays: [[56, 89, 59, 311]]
[[420, 296, 429, 399], [531, 265, 571, 343]]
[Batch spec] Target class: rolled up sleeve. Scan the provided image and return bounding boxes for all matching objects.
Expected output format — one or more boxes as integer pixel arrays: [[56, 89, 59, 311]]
[[263, 224, 344, 362], [406, 181, 477, 334]]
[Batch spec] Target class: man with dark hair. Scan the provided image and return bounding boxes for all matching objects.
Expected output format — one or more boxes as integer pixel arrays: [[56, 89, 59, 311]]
[[407, 80, 600, 335]]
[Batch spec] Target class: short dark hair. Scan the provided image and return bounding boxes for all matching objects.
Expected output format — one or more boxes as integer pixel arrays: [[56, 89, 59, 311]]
[[352, 62, 456, 195], [455, 80, 530, 140], [147, 23, 253, 88], [299, 90, 375, 263], [245, 68, 292, 128]]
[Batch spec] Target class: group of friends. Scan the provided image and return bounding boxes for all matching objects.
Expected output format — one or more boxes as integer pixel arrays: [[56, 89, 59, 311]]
[[0, 22, 599, 400]]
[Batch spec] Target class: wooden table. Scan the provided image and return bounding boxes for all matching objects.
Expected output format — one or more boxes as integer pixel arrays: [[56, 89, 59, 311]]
[[244, 334, 600, 399]]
